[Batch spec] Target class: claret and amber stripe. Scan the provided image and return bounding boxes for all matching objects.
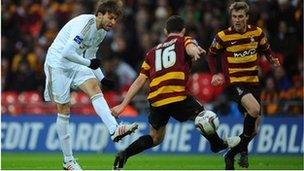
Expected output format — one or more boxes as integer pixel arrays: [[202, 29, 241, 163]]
[[147, 71, 187, 107], [149, 92, 187, 107], [209, 25, 270, 85], [149, 72, 185, 87]]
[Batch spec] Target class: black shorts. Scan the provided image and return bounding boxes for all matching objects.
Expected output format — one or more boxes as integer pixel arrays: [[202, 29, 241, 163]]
[[149, 96, 203, 130], [226, 84, 261, 114]]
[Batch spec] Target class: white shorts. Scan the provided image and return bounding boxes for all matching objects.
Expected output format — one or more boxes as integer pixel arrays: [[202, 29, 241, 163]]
[[44, 63, 96, 104]]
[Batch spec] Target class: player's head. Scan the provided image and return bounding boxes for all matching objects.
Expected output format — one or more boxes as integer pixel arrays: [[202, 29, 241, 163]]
[[164, 15, 186, 36], [229, 1, 249, 32], [95, 0, 123, 31]]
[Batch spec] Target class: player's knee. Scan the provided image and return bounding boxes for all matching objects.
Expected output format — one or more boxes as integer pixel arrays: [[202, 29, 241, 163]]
[[248, 105, 260, 117], [91, 83, 101, 92], [151, 134, 164, 146], [57, 103, 70, 114]]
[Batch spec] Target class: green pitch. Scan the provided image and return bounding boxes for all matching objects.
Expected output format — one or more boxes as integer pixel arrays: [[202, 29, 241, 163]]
[[1, 152, 303, 170]]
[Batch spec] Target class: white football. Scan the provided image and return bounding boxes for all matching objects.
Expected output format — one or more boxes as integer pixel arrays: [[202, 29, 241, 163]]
[[194, 110, 219, 135]]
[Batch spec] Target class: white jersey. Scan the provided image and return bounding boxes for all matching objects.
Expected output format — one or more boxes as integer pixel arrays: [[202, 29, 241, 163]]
[[45, 14, 107, 69]]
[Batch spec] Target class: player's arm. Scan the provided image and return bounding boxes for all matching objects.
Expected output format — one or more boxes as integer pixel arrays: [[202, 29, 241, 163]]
[[62, 18, 101, 69], [84, 47, 105, 81], [111, 59, 150, 116], [207, 34, 225, 86], [258, 29, 280, 67], [111, 74, 148, 116], [62, 42, 91, 66], [184, 36, 206, 61]]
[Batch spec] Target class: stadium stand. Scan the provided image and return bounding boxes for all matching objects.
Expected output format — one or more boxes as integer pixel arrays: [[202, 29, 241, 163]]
[[1, 0, 303, 116]]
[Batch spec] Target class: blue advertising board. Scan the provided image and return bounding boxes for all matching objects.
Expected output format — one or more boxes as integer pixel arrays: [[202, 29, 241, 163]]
[[1, 115, 303, 154]]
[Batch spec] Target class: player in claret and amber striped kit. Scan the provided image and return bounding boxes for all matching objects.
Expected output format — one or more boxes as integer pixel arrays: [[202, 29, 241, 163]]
[[111, 15, 241, 170], [207, 1, 280, 170]]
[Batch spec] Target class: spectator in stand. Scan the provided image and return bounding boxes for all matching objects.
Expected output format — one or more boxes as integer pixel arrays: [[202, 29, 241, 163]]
[[273, 66, 292, 91], [261, 77, 280, 116], [280, 75, 303, 115], [1, 58, 10, 91], [11, 59, 38, 92], [271, 20, 298, 75], [1, 0, 302, 117], [112, 55, 137, 92]]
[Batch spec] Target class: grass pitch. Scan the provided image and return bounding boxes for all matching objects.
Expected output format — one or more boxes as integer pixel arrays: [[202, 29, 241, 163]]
[[1, 152, 303, 170]]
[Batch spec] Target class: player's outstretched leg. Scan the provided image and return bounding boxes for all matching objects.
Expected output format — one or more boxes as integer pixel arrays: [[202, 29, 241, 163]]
[[111, 123, 139, 142], [113, 135, 154, 169], [63, 160, 82, 170]]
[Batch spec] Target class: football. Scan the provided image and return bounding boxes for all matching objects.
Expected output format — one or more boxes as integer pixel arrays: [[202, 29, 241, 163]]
[[194, 110, 219, 135]]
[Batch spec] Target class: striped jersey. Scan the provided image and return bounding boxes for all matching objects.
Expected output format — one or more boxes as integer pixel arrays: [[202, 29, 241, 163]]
[[209, 25, 271, 85], [140, 35, 196, 107]]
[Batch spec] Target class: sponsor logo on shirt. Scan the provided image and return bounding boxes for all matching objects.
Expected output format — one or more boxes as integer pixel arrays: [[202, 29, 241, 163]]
[[73, 35, 83, 44]]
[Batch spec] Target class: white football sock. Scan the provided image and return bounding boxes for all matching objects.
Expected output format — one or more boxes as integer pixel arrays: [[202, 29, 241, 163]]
[[91, 93, 118, 134], [56, 113, 74, 162]]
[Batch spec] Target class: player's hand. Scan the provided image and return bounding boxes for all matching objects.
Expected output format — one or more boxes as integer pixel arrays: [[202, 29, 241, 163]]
[[100, 77, 115, 88], [192, 45, 206, 61], [111, 104, 125, 117], [198, 46, 206, 55], [211, 73, 225, 86], [270, 57, 280, 67], [89, 58, 101, 69]]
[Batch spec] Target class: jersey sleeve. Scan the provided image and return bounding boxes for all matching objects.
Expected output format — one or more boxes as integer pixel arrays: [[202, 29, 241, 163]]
[[258, 29, 271, 52], [61, 16, 95, 66], [140, 54, 151, 78], [69, 17, 95, 52], [184, 36, 198, 47], [207, 33, 223, 74], [257, 28, 275, 61], [84, 46, 99, 59], [209, 33, 224, 55]]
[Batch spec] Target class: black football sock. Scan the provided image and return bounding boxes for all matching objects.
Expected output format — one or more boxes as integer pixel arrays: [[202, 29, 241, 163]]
[[123, 135, 154, 159], [240, 132, 257, 152], [204, 132, 227, 151], [243, 114, 257, 138], [240, 114, 257, 152]]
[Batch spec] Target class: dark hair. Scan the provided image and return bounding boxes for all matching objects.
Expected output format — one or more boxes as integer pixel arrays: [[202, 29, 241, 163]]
[[95, 0, 123, 17], [165, 15, 185, 34], [229, 1, 249, 15]]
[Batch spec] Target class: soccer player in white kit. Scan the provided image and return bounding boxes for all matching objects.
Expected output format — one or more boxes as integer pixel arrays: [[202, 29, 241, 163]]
[[43, 1, 138, 170]]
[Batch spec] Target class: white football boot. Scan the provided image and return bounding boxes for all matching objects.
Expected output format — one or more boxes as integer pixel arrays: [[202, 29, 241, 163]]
[[111, 123, 138, 142], [225, 136, 241, 148], [63, 160, 82, 170]]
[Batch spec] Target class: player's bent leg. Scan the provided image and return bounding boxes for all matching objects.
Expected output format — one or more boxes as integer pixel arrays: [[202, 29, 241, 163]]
[[229, 94, 260, 169], [238, 150, 249, 168], [241, 94, 260, 141], [79, 78, 138, 142], [238, 117, 260, 168]]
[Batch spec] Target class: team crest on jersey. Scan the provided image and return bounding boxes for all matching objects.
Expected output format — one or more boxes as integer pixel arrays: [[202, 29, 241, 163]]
[[73, 35, 83, 44]]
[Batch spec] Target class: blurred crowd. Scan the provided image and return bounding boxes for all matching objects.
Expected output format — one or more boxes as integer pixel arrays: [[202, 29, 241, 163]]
[[1, 0, 303, 116]]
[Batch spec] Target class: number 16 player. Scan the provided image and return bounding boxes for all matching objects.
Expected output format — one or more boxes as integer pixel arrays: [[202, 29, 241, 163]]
[[111, 15, 240, 170]]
